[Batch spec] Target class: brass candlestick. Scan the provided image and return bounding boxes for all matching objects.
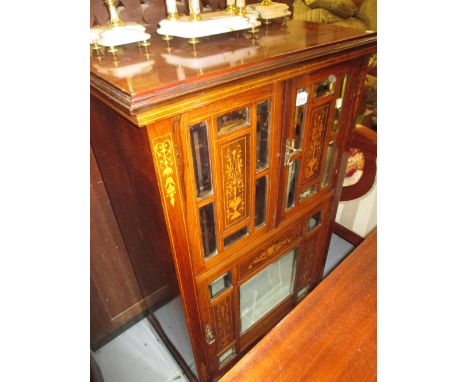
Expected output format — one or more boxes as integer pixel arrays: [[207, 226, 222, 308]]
[[104, 0, 125, 27], [237, 6, 247, 15], [236, 0, 246, 15], [167, 12, 179, 20], [226, 4, 237, 15], [189, 0, 202, 21]]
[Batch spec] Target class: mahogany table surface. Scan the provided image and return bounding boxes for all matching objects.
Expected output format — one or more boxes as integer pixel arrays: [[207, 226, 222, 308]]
[[90, 20, 376, 113], [220, 229, 377, 382]]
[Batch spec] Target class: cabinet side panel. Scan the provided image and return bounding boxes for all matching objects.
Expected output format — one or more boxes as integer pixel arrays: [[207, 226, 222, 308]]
[[91, 95, 178, 308], [91, 147, 148, 348]]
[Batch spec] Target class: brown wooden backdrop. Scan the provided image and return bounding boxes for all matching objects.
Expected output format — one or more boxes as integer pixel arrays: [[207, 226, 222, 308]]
[[91, 147, 178, 349], [90, 0, 294, 31]]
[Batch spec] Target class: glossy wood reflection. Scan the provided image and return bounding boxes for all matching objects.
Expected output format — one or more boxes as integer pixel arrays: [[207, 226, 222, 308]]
[[90, 21, 376, 115], [221, 230, 377, 382], [91, 20, 376, 382]]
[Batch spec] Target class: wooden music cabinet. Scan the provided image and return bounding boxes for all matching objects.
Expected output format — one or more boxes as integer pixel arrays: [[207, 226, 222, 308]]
[[91, 20, 376, 382]]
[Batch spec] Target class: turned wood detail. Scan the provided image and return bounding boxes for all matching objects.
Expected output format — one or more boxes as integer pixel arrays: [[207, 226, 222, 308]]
[[90, 0, 170, 30]]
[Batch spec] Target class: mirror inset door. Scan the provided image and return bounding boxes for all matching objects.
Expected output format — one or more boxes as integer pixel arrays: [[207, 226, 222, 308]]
[[181, 86, 281, 273], [280, 65, 351, 221]]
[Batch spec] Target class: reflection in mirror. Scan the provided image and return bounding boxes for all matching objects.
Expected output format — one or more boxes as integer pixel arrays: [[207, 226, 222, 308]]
[[218, 346, 236, 368], [285, 160, 300, 210], [297, 285, 309, 300], [256, 100, 271, 171], [217, 107, 250, 135], [224, 226, 248, 247], [306, 211, 321, 231], [332, 75, 347, 135], [240, 248, 297, 334], [293, 88, 309, 149], [321, 140, 336, 188], [299, 184, 317, 201], [209, 271, 232, 299], [190, 121, 213, 198], [255, 176, 267, 227], [314, 75, 336, 99], [199, 203, 217, 258], [343, 148, 365, 187]]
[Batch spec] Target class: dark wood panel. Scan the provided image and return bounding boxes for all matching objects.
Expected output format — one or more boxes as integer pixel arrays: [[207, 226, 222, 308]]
[[91, 147, 147, 347], [220, 229, 377, 382], [91, 97, 180, 348]]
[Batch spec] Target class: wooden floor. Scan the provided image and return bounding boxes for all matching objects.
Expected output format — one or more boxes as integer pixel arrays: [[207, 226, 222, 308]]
[[220, 229, 377, 382]]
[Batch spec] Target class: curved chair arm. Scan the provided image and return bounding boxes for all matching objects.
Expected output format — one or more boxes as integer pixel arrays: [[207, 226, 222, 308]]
[[340, 124, 377, 202]]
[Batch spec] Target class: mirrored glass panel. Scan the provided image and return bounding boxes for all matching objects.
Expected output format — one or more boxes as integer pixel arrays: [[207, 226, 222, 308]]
[[224, 226, 248, 248], [217, 107, 250, 135], [218, 346, 236, 368], [255, 176, 267, 227], [299, 184, 317, 201], [321, 140, 336, 188], [199, 203, 217, 258], [297, 285, 309, 300], [314, 75, 336, 99], [285, 160, 300, 210], [306, 211, 321, 231], [293, 88, 309, 149], [240, 249, 296, 334], [256, 100, 271, 171], [190, 121, 213, 198], [332, 75, 347, 135], [209, 271, 232, 299]]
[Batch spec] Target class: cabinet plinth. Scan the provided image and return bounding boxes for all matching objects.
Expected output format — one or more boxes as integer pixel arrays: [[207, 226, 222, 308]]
[[91, 20, 376, 381]]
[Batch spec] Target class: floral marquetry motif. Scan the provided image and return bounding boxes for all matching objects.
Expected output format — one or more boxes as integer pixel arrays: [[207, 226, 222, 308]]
[[153, 136, 177, 207], [298, 233, 318, 289], [304, 105, 329, 181], [238, 228, 300, 279], [213, 294, 234, 351], [221, 136, 248, 227], [248, 238, 293, 271]]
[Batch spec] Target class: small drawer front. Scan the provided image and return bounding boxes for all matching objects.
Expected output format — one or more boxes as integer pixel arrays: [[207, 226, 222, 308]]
[[238, 225, 301, 280]]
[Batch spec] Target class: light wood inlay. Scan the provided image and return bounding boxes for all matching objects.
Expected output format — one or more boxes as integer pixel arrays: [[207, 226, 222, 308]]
[[213, 293, 234, 351], [221, 136, 249, 227], [304, 105, 329, 181]]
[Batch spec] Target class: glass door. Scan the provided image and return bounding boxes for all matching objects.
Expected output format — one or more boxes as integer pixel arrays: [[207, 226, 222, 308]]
[[239, 248, 297, 334], [280, 65, 351, 221], [181, 86, 281, 273]]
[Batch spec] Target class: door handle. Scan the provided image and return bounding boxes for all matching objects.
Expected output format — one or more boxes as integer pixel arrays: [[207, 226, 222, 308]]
[[284, 138, 302, 166]]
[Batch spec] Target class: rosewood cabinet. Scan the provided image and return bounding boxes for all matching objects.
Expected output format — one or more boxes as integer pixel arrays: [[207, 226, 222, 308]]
[[91, 20, 376, 381]]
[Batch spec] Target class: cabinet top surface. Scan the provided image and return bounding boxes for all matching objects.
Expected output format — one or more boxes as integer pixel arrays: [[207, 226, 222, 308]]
[[90, 20, 376, 112]]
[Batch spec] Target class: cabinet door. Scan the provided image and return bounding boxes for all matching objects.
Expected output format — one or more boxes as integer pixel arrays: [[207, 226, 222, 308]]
[[180, 85, 282, 273], [279, 64, 352, 221]]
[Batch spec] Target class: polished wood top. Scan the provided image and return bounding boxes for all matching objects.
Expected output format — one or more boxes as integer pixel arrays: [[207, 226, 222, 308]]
[[90, 20, 376, 114], [220, 229, 377, 382]]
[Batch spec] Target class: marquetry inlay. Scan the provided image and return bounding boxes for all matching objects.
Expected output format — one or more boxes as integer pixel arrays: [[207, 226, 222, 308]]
[[238, 227, 301, 279], [221, 136, 248, 226], [298, 233, 318, 288], [153, 136, 177, 207], [304, 105, 329, 181], [213, 294, 234, 351], [249, 238, 293, 271]]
